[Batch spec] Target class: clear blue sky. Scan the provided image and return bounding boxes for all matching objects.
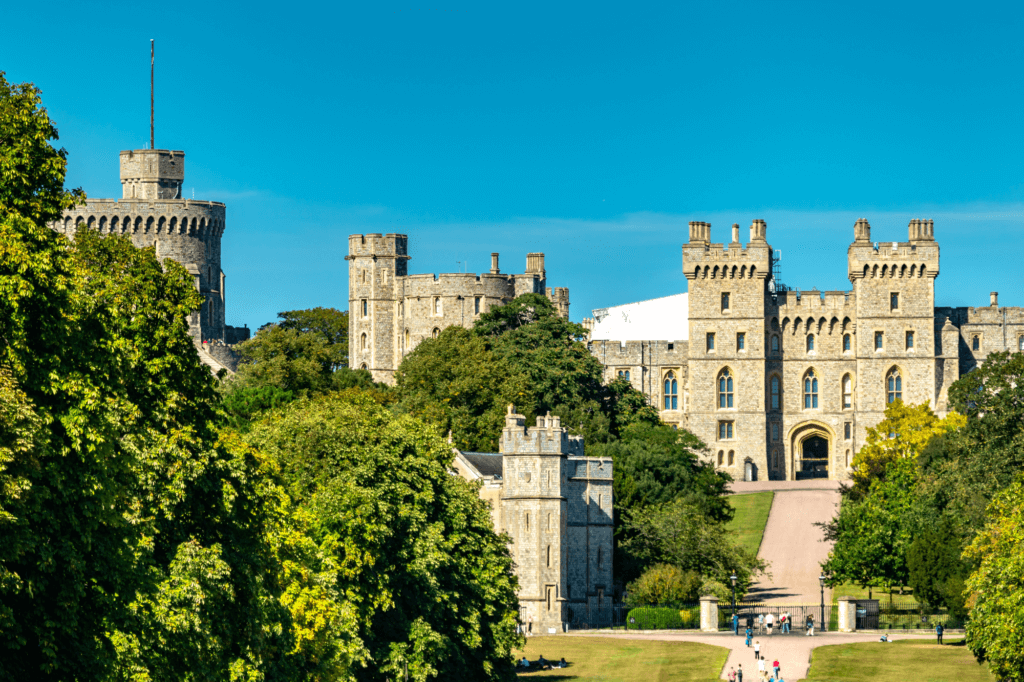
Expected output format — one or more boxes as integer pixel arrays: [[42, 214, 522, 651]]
[[4, 1, 1023, 328]]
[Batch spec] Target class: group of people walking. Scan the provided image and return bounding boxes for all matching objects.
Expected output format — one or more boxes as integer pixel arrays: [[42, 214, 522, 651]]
[[726, 645, 785, 682], [732, 611, 816, 637]]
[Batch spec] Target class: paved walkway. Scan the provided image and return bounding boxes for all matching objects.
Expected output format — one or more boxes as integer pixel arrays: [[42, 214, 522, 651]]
[[732, 480, 842, 604], [567, 630, 933, 680]]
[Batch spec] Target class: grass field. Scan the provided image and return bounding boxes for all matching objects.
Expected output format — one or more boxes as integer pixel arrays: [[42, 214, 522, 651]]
[[514, 636, 727, 681], [726, 491, 774, 556], [805, 638, 994, 682]]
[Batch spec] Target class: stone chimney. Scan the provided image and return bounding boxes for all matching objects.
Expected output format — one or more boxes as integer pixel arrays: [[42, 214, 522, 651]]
[[490, 252, 500, 274], [991, 292, 999, 307]]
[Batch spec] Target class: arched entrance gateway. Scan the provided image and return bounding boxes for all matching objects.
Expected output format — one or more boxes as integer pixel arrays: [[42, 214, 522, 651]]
[[788, 422, 834, 481]]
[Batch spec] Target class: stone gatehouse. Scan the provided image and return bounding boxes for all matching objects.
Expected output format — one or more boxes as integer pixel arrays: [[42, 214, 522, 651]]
[[452, 407, 613, 632], [587, 219, 1024, 482]]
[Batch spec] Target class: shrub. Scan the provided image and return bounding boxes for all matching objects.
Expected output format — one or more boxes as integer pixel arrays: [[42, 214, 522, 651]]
[[626, 607, 685, 630]]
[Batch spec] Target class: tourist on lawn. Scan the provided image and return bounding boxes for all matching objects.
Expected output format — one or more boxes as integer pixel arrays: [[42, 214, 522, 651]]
[[806, 615, 814, 636], [754, 640, 761, 661], [766, 612, 774, 635], [936, 622, 944, 645], [559, 658, 567, 668], [519, 656, 529, 668]]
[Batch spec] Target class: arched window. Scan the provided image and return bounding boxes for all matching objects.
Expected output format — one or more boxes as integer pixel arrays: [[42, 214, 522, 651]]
[[718, 450, 724, 465], [360, 332, 367, 351], [722, 292, 730, 311], [843, 334, 851, 351], [728, 450, 735, 466], [664, 371, 678, 410], [806, 334, 815, 352], [770, 375, 780, 410], [718, 368, 734, 408], [842, 374, 853, 409], [546, 545, 551, 568], [360, 363, 367, 370], [972, 335, 980, 351], [803, 370, 819, 409], [887, 368, 902, 403], [618, 369, 631, 381], [362, 299, 368, 317], [432, 327, 440, 339], [434, 297, 442, 315], [404, 329, 410, 349], [771, 335, 779, 352]]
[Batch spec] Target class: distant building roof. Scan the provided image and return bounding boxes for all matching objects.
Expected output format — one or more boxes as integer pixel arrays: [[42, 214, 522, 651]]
[[590, 292, 689, 342], [460, 452, 503, 479]]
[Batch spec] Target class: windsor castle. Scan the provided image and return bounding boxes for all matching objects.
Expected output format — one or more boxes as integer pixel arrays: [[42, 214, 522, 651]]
[[349, 220, 1024, 483]]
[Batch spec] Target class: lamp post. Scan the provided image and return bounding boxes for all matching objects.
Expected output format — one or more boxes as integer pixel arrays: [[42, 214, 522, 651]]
[[730, 573, 738, 634], [819, 574, 826, 633]]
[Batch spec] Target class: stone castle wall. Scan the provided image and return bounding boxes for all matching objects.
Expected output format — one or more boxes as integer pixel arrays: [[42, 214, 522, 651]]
[[348, 234, 569, 384]]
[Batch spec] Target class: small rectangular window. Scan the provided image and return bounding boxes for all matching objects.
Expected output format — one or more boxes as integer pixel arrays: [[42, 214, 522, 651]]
[[361, 299, 368, 317], [722, 292, 730, 311], [875, 332, 883, 350], [771, 423, 779, 441], [737, 332, 746, 351], [718, 421, 734, 440], [474, 296, 481, 314], [890, 292, 899, 310], [844, 422, 852, 440], [707, 332, 716, 351], [668, 342, 674, 350], [906, 330, 914, 349]]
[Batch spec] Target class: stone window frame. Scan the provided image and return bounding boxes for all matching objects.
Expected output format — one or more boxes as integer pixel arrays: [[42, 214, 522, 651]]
[[431, 327, 440, 339], [360, 332, 368, 352], [771, 334, 780, 353], [771, 422, 780, 442], [1019, 335, 1024, 352], [905, 329, 915, 351], [874, 331, 884, 351], [717, 450, 724, 465], [803, 368, 819, 410], [769, 373, 782, 411], [886, 366, 903, 404], [806, 333, 816, 353], [722, 292, 731, 312], [890, 292, 899, 311], [433, 296, 442, 316], [843, 333, 852, 353], [474, 296, 481, 315], [404, 329, 410, 350], [718, 421, 735, 440], [717, 367, 735, 410], [617, 368, 631, 381], [663, 369, 679, 410], [727, 450, 735, 466], [361, 299, 368, 318], [706, 332, 716, 353], [842, 373, 854, 410], [972, 334, 981, 352], [737, 331, 746, 352], [844, 421, 852, 440]]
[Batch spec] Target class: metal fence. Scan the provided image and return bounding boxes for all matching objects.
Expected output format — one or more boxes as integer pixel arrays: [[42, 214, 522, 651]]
[[725, 603, 833, 635], [872, 599, 967, 630]]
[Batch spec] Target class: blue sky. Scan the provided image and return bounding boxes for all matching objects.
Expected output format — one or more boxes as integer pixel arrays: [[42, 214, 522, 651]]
[[3, 1, 1023, 327]]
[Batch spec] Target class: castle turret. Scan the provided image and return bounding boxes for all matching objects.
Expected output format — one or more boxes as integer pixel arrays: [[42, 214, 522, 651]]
[[120, 149, 184, 200], [346, 233, 409, 382]]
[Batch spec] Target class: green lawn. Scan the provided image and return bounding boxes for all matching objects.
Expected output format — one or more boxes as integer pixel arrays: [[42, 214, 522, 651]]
[[515, 636, 727, 682], [726, 491, 774, 556], [804, 638, 993, 682]]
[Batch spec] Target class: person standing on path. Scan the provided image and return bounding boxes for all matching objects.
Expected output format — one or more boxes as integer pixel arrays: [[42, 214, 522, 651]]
[[745, 626, 752, 647], [772, 659, 780, 678], [766, 612, 774, 635], [737, 664, 743, 682], [733, 612, 739, 634], [757, 657, 766, 680], [783, 611, 790, 634], [727, 666, 736, 681], [758, 613, 765, 634], [806, 615, 814, 636], [936, 623, 944, 645], [754, 641, 761, 661]]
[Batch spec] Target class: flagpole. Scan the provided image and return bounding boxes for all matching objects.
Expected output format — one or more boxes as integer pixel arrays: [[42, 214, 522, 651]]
[[150, 39, 155, 150]]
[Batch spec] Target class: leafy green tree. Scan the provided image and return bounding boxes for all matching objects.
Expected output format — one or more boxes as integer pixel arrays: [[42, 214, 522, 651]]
[[244, 393, 522, 682], [277, 306, 349, 370], [906, 516, 969, 618], [620, 498, 766, 597], [0, 73, 292, 680], [624, 564, 702, 607], [394, 326, 529, 452], [233, 324, 338, 394], [473, 292, 557, 337], [964, 476, 1024, 681]]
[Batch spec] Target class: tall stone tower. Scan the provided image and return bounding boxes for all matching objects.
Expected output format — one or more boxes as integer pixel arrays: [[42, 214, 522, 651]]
[[848, 218, 940, 428], [345, 234, 409, 379], [682, 220, 772, 480], [54, 147, 249, 364]]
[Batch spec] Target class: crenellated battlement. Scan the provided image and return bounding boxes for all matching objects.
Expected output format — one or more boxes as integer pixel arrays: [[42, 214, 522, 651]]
[[848, 219, 940, 281], [589, 339, 688, 364], [500, 407, 571, 455], [774, 289, 855, 314]]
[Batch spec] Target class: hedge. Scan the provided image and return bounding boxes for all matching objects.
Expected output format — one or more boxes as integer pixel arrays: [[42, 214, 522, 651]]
[[626, 606, 699, 630]]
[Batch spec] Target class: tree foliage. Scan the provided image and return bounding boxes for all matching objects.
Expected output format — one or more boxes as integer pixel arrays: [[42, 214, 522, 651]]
[[624, 564, 702, 608], [964, 476, 1024, 682], [277, 306, 349, 370], [244, 393, 522, 681]]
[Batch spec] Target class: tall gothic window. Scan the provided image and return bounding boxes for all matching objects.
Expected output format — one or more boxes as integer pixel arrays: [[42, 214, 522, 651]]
[[718, 368, 734, 408], [360, 332, 367, 351], [972, 335, 980, 351], [803, 369, 819, 409], [664, 371, 678, 410], [770, 375, 780, 410], [842, 374, 853, 409], [887, 368, 903, 403]]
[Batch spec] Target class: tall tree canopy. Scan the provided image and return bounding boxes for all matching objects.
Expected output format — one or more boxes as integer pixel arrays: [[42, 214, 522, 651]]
[[244, 393, 522, 682], [0, 71, 291, 680]]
